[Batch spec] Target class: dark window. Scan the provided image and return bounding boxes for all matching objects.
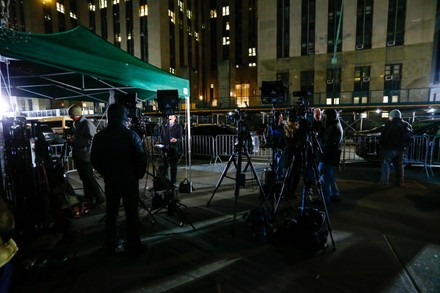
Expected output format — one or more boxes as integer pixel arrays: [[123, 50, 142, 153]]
[[169, 0, 176, 70], [69, 0, 78, 27], [353, 66, 371, 104], [43, 2, 53, 33], [235, 0, 243, 66], [327, 0, 343, 54], [300, 70, 314, 99], [301, 0, 316, 56], [277, 0, 290, 58], [276, 72, 290, 96], [88, 0, 96, 31], [355, 0, 373, 50], [386, 0, 406, 46], [140, 0, 148, 62], [113, 2, 120, 47], [248, 0, 257, 64], [126, 0, 134, 55], [383, 64, 402, 103], [100, 7, 108, 40], [57, 0, 66, 31], [326, 68, 341, 104]]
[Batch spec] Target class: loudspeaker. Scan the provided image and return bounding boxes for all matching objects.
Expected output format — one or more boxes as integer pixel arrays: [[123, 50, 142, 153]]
[[157, 90, 179, 115], [261, 81, 288, 104]]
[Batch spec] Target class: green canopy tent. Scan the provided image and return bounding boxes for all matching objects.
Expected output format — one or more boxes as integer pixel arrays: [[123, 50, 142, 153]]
[[0, 25, 189, 102], [0, 25, 194, 191]]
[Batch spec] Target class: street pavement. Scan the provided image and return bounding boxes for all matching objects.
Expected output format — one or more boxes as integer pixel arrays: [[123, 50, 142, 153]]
[[9, 159, 440, 293]]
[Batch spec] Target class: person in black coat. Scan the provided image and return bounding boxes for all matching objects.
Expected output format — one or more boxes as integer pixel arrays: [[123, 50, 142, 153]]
[[160, 115, 183, 185], [379, 109, 412, 186], [318, 108, 343, 205], [91, 104, 148, 256]]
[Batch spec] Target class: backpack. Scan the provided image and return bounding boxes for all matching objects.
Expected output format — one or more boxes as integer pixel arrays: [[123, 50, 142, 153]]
[[394, 122, 414, 148]]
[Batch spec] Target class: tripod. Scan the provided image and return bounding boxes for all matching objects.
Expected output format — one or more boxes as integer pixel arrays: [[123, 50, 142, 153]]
[[141, 119, 196, 230], [296, 129, 336, 251], [207, 134, 266, 226]]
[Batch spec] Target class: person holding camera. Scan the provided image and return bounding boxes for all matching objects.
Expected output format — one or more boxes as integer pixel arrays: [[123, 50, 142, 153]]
[[160, 115, 183, 186]]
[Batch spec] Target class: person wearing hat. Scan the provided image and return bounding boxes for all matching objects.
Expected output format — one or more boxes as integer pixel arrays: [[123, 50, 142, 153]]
[[379, 109, 412, 186], [67, 104, 105, 208], [318, 108, 343, 205], [91, 104, 148, 256]]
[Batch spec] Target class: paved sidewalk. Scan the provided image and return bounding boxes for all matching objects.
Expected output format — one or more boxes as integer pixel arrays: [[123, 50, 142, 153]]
[[10, 161, 440, 293]]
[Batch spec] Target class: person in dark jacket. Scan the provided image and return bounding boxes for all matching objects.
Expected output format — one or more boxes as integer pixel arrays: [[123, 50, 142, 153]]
[[91, 104, 148, 256], [160, 115, 183, 185], [379, 109, 412, 186], [67, 104, 105, 207], [318, 108, 343, 205]]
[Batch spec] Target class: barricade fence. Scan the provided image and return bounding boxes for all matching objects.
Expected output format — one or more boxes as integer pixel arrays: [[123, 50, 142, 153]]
[[53, 134, 439, 174]]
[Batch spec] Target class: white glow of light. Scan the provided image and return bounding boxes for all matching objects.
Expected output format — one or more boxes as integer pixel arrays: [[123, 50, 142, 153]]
[[376, 109, 381, 114], [0, 94, 11, 113]]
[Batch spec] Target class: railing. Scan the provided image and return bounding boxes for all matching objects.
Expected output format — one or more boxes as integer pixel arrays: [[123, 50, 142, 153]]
[[54, 133, 439, 175]]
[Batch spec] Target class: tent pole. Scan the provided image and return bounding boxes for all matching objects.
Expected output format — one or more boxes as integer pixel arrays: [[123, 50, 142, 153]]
[[185, 96, 192, 192]]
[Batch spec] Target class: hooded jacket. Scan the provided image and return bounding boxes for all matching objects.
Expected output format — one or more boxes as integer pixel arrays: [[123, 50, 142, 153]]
[[91, 104, 147, 185]]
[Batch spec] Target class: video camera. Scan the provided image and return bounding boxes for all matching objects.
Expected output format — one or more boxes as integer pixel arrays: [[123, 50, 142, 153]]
[[287, 91, 314, 124], [227, 108, 250, 124]]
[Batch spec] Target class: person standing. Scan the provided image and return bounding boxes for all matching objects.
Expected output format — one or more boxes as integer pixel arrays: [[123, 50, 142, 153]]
[[67, 104, 105, 207], [318, 109, 343, 205], [91, 104, 148, 256], [160, 115, 183, 185], [379, 109, 412, 186]]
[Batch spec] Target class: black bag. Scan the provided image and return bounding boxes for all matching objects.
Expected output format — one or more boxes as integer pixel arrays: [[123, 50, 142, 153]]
[[179, 178, 191, 193], [275, 207, 328, 251], [245, 207, 272, 242]]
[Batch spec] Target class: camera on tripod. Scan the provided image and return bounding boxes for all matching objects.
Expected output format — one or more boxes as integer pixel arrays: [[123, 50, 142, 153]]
[[289, 92, 314, 124]]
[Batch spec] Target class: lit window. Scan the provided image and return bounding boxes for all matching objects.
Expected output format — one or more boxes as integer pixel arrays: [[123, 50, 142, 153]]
[[236, 84, 250, 108], [248, 47, 256, 56], [391, 95, 399, 103], [113, 0, 119, 4], [383, 96, 389, 103], [56, 3, 65, 13], [168, 10, 175, 23], [195, 31, 199, 41], [222, 36, 230, 45], [89, 4, 96, 11], [222, 6, 229, 16], [225, 22, 230, 30], [334, 98, 340, 104], [70, 12, 77, 19], [212, 99, 218, 107], [210, 9, 217, 18], [115, 33, 121, 42], [170, 68, 175, 74], [187, 10, 192, 19], [178, 0, 184, 12], [249, 63, 256, 67], [127, 33, 132, 40], [382, 112, 389, 119], [100, 0, 107, 9], [139, 5, 148, 16], [326, 98, 333, 105]]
